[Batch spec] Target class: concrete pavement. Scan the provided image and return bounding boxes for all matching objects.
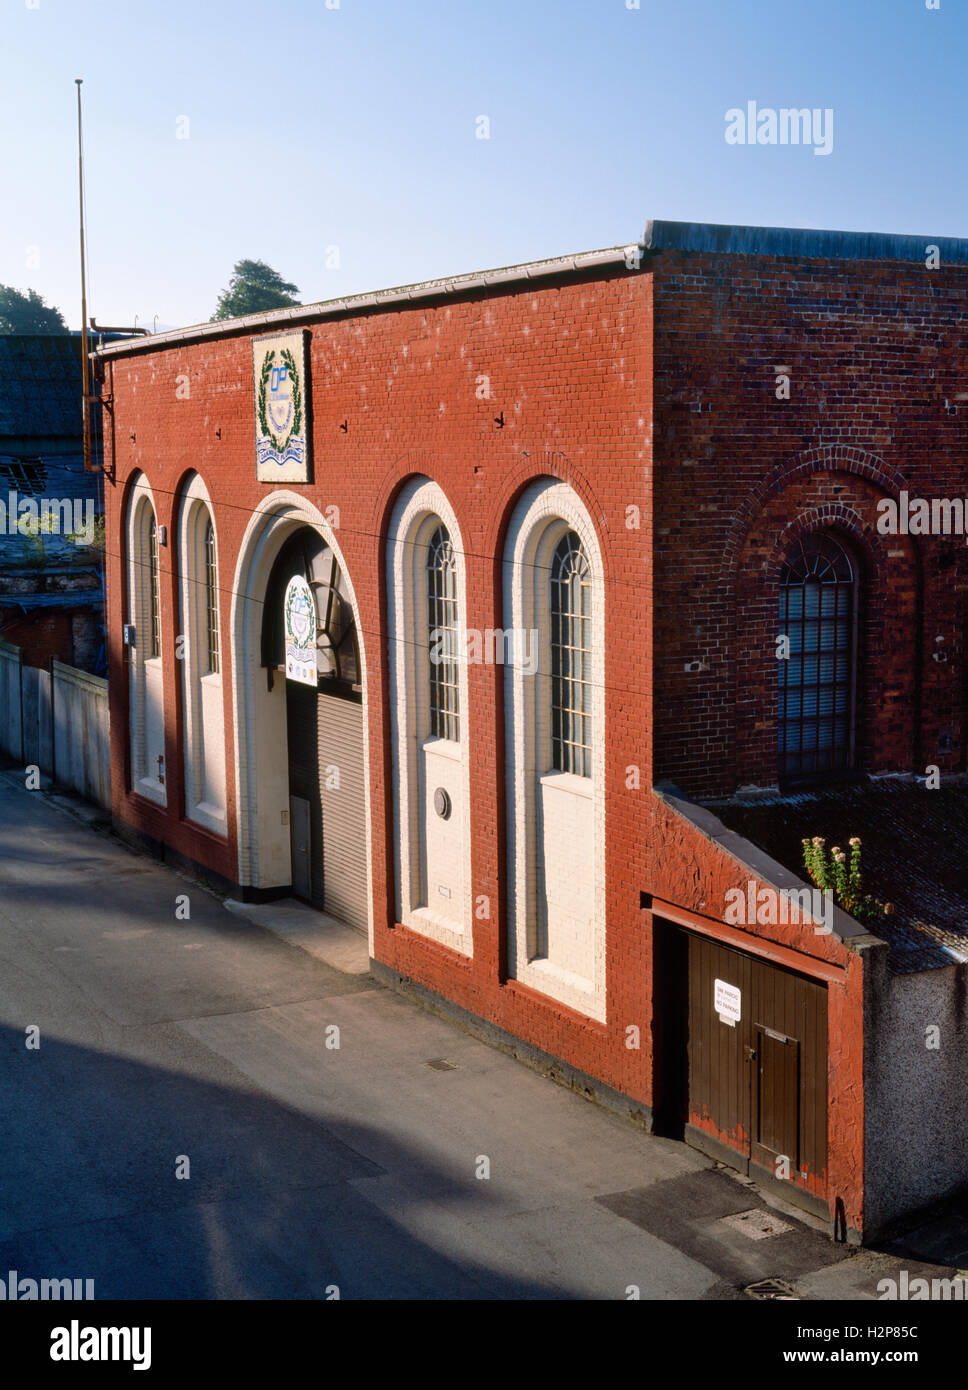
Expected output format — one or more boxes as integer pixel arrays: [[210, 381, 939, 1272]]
[[0, 770, 959, 1300]]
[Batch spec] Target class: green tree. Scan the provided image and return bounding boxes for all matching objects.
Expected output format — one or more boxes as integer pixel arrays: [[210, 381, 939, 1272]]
[[0, 285, 69, 334], [211, 259, 301, 320]]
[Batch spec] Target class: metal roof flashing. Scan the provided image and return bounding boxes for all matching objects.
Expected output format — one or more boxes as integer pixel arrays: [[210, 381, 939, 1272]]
[[95, 217, 968, 361], [94, 243, 645, 359], [644, 218, 968, 264]]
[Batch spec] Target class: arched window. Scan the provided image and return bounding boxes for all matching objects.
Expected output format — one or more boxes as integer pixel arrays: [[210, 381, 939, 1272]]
[[779, 533, 856, 778], [503, 480, 605, 1022], [550, 530, 592, 777], [387, 480, 472, 956], [126, 476, 166, 805], [203, 518, 219, 675], [427, 524, 459, 742], [147, 516, 162, 658], [177, 478, 226, 832]]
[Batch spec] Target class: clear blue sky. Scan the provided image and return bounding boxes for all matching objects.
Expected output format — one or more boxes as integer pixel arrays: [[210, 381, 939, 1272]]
[[2, 0, 964, 332]]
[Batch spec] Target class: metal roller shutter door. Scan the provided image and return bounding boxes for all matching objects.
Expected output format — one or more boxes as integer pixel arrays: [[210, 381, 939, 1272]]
[[316, 691, 368, 936]]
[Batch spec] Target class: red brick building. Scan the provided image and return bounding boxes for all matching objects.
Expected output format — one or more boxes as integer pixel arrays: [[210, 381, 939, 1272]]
[[98, 221, 968, 1243]]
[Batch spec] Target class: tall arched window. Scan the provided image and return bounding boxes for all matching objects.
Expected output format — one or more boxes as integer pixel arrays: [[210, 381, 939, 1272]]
[[779, 532, 856, 779], [126, 476, 166, 805], [204, 518, 220, 675], [387, 480, 472, 956], [147, 516, 162, 658], [550, 530, 592, 777], [503, 480, 605, 1022], [427, 524, 459, 742], [177, 476, 226, 833]]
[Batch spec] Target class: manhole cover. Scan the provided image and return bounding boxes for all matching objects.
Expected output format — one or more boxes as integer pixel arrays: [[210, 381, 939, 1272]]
[[720, 1208, 794, 1240], [745, 1278, 802, 1301], [425, 1058, 459, 1071]]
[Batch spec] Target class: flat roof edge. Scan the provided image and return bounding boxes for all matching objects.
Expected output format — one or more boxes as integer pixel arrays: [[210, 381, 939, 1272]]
[[644, 219, 968, 263], [95, 243, 641, 359]]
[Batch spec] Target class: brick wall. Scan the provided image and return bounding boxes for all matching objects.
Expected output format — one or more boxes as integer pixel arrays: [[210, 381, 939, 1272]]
[[0, 609, 73, 670], [651, 248, 968, 797], [103, 264, 659, 1106], [100, 246, 899, 1236]]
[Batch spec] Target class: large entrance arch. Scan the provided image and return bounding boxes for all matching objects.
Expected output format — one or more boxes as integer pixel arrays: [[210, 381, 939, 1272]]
[[230, 494, 373, 952]]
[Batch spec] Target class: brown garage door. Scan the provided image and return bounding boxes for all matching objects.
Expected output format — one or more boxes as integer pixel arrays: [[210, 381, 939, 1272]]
[[682, 931, 828, 1209]]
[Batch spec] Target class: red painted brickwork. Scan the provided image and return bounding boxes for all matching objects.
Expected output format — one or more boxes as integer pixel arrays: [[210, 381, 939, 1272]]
[[647, 795, 863, 1224], [651, 249, 968, 798], [102, 264, 660, 1110]]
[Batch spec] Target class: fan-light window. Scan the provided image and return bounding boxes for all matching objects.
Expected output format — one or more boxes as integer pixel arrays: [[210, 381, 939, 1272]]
[[779, 533, 855, 778]]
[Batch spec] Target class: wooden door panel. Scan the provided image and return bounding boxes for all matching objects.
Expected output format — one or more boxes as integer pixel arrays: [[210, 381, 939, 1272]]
[[752, 1027, 800, 1170], [686, 935, 752, 1163]]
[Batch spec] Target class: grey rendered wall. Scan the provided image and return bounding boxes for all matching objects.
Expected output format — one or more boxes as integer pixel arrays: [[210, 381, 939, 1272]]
[[0, 641, 109, 810], [864, 949, 968, 1236]]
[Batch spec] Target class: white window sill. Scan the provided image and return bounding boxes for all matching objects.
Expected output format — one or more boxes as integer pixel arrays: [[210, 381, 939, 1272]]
[[136, 777, 167, 805], [421, 736, 462, 761], [188, 804, 228, 837], [403, 904, 472, 957], [538, 769, 594, 798], [524, 954, 596, 996]]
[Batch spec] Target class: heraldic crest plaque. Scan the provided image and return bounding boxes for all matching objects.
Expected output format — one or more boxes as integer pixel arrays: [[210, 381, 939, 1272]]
[[253, 331, 311, 483]]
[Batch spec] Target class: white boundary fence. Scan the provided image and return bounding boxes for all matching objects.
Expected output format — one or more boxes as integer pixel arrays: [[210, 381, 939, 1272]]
[[0, 638, 110, 809]]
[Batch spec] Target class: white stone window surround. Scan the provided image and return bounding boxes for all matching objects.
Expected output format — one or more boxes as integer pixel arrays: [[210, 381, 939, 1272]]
[[177, 473, 227, 835], [503, 478, 606, 1022], [126, 473, 166, 807], [387, 477, 473, 956]]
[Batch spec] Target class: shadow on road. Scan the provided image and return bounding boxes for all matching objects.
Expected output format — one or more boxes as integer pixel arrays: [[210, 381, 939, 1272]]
[[0, 1024, 579, 1300]]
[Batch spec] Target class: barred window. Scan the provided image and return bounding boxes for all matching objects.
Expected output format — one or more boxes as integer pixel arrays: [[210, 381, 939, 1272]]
[[779, 533, 855, 779], [148, 515, 161, 658], [203, 518, 219, 674], [550, 530, 592, 777], [428, 524, 459, 741]]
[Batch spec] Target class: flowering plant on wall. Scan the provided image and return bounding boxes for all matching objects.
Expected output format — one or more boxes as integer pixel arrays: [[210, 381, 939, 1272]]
[[801, 836, 893, 924]]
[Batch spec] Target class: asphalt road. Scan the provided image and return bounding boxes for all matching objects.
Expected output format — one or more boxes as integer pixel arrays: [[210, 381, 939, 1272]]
[[0, 773, 952, 1300]]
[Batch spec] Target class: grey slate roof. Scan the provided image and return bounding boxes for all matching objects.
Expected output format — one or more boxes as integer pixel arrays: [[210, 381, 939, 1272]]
[[705, 780, 968, 973], [0, 452, 102, 571], [0, 335, 83, 440]]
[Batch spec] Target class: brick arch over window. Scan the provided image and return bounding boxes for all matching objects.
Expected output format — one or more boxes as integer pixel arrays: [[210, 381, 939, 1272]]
[[724, 445, 910, 578], [732, 494, 920, 791], [769, 505, 882, 587]]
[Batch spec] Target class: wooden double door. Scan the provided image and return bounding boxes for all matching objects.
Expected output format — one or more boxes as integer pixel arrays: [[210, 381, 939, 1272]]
[[654, 923, 828, 1210]]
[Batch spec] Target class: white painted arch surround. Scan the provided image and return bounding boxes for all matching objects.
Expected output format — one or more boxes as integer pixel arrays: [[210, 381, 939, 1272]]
[[503, 479, 606, 1022], [125, 472, 166, 807], [177, 472, 227, 835], [229, 491, 374, 955], [387, 477, 473, 956]]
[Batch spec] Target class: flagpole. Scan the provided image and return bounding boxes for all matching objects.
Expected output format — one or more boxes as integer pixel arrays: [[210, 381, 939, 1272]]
[[75, 78, 93, 473]]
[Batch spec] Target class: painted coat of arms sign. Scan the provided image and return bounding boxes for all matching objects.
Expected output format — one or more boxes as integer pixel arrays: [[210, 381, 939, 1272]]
[[284, 575, 317, 686], [253, 331, 311, 482]]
